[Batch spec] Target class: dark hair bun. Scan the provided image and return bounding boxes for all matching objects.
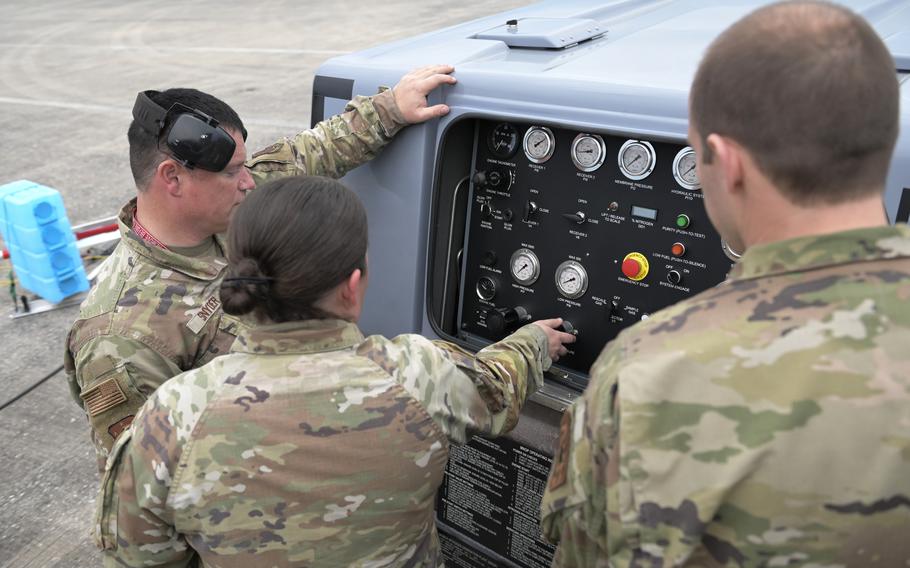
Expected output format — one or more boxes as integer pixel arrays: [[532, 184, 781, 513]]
[[220, 257, 268, 316]]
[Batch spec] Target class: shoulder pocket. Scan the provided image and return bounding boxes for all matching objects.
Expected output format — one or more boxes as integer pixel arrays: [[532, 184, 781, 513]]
[[246, 140, 295, 173], [79, 357, 146, 451]]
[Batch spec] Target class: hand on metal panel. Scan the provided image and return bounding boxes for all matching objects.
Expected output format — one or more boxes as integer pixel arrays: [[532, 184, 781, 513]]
[[392, 64, 457, 124]]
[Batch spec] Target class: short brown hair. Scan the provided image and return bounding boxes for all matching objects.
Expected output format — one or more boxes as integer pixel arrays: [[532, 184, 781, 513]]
[[220, 176, 368, 322], [690, 0, 899, 205]]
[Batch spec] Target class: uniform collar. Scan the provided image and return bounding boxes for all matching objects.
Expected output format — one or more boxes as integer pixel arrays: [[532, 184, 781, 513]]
[[232, 319, 365, 355], [118, 199, 228, 281], [729, 224, 910, 281]]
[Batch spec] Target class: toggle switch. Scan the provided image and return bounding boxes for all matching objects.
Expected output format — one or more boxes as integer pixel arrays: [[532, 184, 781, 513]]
[[523, 200, 538, 222], [562, 211, 587, 224], [667, 270, 682, 285], [480, 202, 493, 221]]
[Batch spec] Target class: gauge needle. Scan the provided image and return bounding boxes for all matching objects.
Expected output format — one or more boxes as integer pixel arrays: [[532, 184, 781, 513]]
[[534, 138, 545, 148], [627, 155, 641, 167], [684, 164, 696, 176], [580, 149, 593, 154], [520, 263, 528, 272], [563, 277, 576, 284]]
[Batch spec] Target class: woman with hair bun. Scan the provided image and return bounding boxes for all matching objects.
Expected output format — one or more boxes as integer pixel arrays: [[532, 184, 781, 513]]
[[97, 175, 575, 567]]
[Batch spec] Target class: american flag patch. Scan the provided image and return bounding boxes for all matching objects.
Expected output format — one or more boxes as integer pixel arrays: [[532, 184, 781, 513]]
[[82, 377, 128, 416]]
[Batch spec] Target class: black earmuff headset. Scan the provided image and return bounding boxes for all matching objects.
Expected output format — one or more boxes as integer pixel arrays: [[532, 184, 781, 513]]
[[132, 90, 240, 172]]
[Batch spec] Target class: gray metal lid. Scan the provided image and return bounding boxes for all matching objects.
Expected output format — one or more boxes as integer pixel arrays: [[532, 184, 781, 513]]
[[473, 17, 604, 49]]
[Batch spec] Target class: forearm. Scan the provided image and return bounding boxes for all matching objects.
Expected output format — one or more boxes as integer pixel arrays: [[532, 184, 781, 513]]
[[471, 323, 550, 433], [248, 89, 406, 185]]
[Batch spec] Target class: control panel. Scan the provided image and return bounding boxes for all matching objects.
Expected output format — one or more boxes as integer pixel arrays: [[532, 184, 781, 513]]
[[453, 119, 733, 388]]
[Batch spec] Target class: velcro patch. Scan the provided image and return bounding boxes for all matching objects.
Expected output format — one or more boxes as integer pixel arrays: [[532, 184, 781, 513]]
[[548, 410, 572, 491], [108, 415, 135, 440], [82, 377, 128, 417], [186, 295, 222, 334]]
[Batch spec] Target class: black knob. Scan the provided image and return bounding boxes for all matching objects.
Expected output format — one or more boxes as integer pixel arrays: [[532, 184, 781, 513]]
[[560, 320, 578, 336], [472, 170, 487, 186], [481, 250, 497, 267], [486, 306, 530, 335], [562, 211, 587, 225], [488, 170, 502, 187], [667, 270, 682, 285], [502, 208, 514, 222], [480, 202, 493, 220], [523, 200, 538, 222]]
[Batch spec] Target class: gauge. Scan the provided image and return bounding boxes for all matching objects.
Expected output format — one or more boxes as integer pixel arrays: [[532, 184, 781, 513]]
[[488, 123, 519, 159], [571, 133, 606, 172], [721, 240, 743, 262], [618, 139, 656, 181], [672, 147, 700, 190], [555, 260, 589, 300], [523, 126, 556, 164], [476, 276, 497, 301], [510, 248, 540, 286]]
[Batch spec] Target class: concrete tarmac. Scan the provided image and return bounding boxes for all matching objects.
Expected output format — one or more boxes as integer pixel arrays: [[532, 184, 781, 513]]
[[0, 1, 527, 565]]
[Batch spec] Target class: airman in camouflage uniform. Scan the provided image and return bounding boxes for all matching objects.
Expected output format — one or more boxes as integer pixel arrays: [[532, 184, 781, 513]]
[[65, 66, 457, 469], [541, 2, 910, 565], [96, 319, 552, 567]]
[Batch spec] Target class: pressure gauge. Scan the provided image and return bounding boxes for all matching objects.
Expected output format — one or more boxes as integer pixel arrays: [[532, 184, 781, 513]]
[[488, 123, 519, 159], [721, 240, 743, 262], [571, 133, 606, 172], [523, 126, 556, 164], [510, 248, 540, 286], [476, 276, 497, 301], [555, 260, 589, 300], [672, 147, 700, 190], [618, 139, 656, 181]]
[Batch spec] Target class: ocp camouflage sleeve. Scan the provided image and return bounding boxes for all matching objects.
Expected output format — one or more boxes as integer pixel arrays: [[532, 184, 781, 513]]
[[540, 337, 624, 567], [246, 89, 406, 185], [65, 333, 181, 466], [358, 323, 550, 444], [540, 225, 910, 566], [96, 372, 205, 567]]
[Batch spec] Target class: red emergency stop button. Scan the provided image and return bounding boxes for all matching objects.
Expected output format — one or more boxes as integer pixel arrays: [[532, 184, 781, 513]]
[[621, 252, 649, 281]]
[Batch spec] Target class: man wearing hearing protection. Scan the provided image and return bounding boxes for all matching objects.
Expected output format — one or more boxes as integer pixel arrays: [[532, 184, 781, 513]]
[[64, 65, 457, 471]]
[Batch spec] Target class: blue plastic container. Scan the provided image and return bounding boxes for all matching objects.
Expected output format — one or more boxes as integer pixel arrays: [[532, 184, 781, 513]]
[[0, 180, 89, 303]]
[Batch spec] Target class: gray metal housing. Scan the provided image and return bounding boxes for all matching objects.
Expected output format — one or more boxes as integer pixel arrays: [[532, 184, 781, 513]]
[[312, 0, 910, 340]]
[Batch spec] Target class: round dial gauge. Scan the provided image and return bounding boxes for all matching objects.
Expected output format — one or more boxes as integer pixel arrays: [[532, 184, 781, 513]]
[[555, 260, 589, 300], [510, 248, 541, 286], [476, 276, 497, 301], [488, 123, 519, 159], [571, 133, 606, 172], [672, 147, 700, 190], [523, 126, 556, 164], [721, 240, 743, 262], [618, 139, 656, 181]]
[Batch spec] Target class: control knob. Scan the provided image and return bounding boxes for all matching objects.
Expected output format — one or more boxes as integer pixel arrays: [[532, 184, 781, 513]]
[[485, 306, 530, 335], [562, 211, 587, 224]]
